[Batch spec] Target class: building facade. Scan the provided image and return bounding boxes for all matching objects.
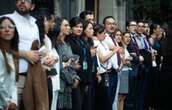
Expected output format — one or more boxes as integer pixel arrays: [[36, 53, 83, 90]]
[[0, 0, 171, 30], [53, 0, 128, 31]]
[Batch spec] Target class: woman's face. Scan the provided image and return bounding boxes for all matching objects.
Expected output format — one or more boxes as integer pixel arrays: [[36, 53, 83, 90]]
[[44, 17, 50, 34], [97, 30, 106, 41], [84, 23, 94, 38], [115, 31, 122, 43], [122, 33, 131, 45], [49, 15, 55, 31], [71, 23, 83, 37], [61, 19, 71, 36], [0, 19, 15, 40], [155, 25, 161, 36]]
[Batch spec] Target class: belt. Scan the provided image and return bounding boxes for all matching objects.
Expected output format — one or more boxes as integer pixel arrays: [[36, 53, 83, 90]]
[[106, 68, 117, 74], [19, 72, 27, 76]]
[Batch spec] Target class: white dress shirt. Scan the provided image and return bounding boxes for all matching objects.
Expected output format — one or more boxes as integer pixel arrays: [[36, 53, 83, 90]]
[[5, 11, 39, 73], [43, 35, 60, 91], [95, 40, 113, 74], [103, 33, 119, 69]]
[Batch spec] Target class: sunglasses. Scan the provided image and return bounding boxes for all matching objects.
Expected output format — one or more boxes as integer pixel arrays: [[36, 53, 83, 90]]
[[0, 24, 15, 29]]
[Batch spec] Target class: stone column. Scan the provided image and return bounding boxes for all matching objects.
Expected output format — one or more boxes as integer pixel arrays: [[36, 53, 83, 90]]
[[117, 0, 126, 31], [99, 0, 116, 24], [98, 0, 126, 31], [54, 0, 85, 19], [54, 0, 61, 17]]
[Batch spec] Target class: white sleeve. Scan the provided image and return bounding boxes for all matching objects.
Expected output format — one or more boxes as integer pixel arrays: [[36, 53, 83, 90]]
[[103, 35, 114, 46]]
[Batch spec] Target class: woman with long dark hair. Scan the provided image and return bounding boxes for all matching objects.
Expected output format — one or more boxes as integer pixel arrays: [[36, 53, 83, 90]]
[[54, 17, 80, 110], [0, 17, 19, 110], [22, 12, 60, 110], [36, 12, 60, 110], [82, 20, 97, 110]]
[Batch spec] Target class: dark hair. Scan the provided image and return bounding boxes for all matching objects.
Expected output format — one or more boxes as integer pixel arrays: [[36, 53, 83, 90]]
[[0, 17, 19, 75], [83, 20, 93, 31], [69, 17, 83, 28], [103, 16, 115, 24], [36, 15, 45, 46], [126, 20, 137, 27], [149, 23, 160, 35], [79, 10, 94, 20], [122, 31, 130, 36], [35, 10, 52, 46], [94, 24, 105, 36], [113, 28, 122, 36], [137, 19, 144, 24], [51, 17, 66, 45], [0, 17, 19, 51]]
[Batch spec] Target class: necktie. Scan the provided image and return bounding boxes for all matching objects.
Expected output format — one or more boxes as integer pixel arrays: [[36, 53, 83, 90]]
[[110, 35, 121, 66], [143, 37, 150, 50], [132, 36, 139, 55]]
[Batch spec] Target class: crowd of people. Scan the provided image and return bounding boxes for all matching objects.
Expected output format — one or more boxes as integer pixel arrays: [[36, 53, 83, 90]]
[[0, 0, 168, 110]]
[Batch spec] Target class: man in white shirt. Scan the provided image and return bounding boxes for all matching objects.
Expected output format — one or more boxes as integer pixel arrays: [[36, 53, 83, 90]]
[[3, 1, 58, 110], [103, 16, 120, 110]]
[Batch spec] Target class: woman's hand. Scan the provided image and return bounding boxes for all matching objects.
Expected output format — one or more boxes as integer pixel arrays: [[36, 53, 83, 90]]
[[63, 59, 72, 68], [73, 79, 80, 88], [90, 46, 97, 57], [73, 63, 81, 70], [43, 55, 57, 67]]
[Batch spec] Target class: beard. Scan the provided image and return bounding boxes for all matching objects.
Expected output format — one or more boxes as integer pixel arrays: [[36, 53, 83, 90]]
[[16, 8, 30, 15]]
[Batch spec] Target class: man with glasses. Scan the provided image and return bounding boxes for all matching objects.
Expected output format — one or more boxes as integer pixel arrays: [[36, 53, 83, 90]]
[[126, 20, 140, 110], [135, 20, 152, 110]]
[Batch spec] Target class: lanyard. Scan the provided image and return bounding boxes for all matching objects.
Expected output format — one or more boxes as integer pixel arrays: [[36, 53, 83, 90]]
[[83, 48, 87, 60], [100, 41, 109, 69], [110, 35, 121, 66], [80, 40, 87, 60]]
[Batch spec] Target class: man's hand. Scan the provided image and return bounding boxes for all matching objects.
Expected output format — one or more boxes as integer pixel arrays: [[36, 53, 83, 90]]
[[5, 102, 17, 110], [139, 55, 144, 62], [20, 50, 39, 64]]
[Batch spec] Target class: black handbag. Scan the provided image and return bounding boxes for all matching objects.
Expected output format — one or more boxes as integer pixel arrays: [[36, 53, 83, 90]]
[[46, 68, 57, 76]]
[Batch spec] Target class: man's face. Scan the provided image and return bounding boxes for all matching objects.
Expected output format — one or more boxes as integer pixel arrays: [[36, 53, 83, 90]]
[[137, 22, 144, 34], [72, 23, 83, 37], [16, 0, 33, 15], [85, 14, 94, 24], [104, 18, 117, 34], [128, 21, 137, 34]]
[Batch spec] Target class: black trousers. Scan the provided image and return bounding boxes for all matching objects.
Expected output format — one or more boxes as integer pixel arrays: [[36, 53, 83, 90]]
[[72, 87, 82, 110], [95, 74, 112, 110], [47, 78, 53, 110]]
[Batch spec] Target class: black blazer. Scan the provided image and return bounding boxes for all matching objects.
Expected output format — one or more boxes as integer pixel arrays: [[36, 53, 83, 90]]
[[66, 34, 93, 85]]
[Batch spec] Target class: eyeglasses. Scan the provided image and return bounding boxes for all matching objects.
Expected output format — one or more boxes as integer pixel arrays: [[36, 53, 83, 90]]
[[17, 0, 32, 3], [138, 25, 145, 28], [129, 24, 137, 27], [0, 24, 15, 29]]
